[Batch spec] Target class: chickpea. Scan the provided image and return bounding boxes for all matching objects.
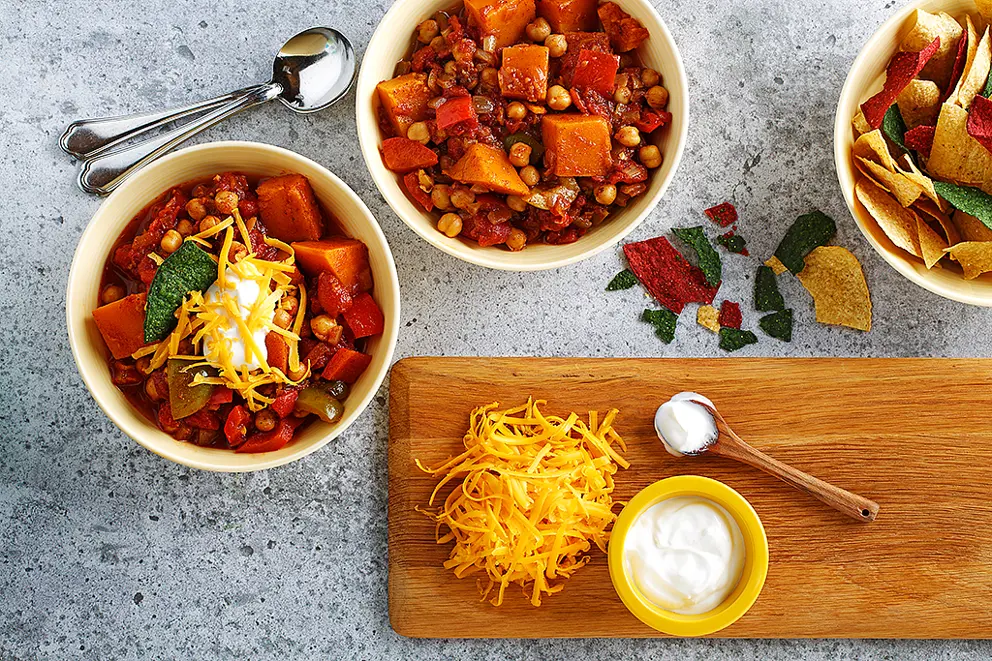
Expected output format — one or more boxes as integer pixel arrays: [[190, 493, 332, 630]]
[[444, 60, 458, 76], [228, 241, 248, 262], [449, 187, 476, 209], [417, 18, 440, 44], [191, 183, 211, 198], [431, 184, 453, 211], [639, 144, 663, 169], [160, 229, 183, 254], [145, 376, 164, 401], [185, 198, 207, 221], [214, 190, 240, 215], [641, 68, 661, 87], [506, 195, 528, 212], [506, 101, 527, 120], [509, 142, 532, 168], [646, 85, 669, 109], [273, 308, 294, 329], [481, 67, 499, 87], [136, 356, 153, 375], [407, 121, 430, 144], [288, 363, 308, 382], [255, 409, 278, 432], [546, 34, 567, 58], [594, 183, 617, 205], [199, 215, 220, 233], [526, 17, 551, 42], [519, 165, 540, 187], [177, 219, 194, 237], [101, 284, 125, 305], [279, 296, 299, 317], [616, 126, 641, 147], [429, 35, 446, 52], [437, 213, 463, 237], [506, 228, 527, 251], [311, 314, 337, 342], [614, 86, 632, 104], [547, 85, 572, 111]]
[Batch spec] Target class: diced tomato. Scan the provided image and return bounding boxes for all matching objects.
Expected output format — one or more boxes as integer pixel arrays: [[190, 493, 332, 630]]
[[224, 405, 251, 447], [317, 271, 354, 317], [137, 256, 158, 285], [461, 213, 512, 246], [571, 49, 620, 95], [322, 348, 373, 383], [236, 418, 301, 454], [341, 293, 385, 339], [305, 342, 336, 371], [270, 389, 300, 418], [411, 45, 437, 72], [158, 403, 178, 431], [185, 409, 221, 430], [634, 111, 671, 133], [380, 137, 439, 173], [403, 172, 434, 212], [435, 96, 477, 130], [206, 387, 233, 409]]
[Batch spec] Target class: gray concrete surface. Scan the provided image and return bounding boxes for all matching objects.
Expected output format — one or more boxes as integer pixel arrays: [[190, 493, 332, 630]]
[[2, 0, 991, 658]]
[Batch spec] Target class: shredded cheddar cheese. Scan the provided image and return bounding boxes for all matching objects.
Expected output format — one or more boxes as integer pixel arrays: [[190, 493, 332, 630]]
[[416, 398, 629, 607]]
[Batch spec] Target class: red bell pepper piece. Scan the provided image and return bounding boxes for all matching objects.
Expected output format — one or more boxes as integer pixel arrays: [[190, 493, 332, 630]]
[[403, 172, 434, 212], [341, 293, 385, 339], [634, 110, 671, 133], [270, 389, 300, 418], [571, 49, 620, 95], [435, 96, 476, 130], [305, 342, 336, 371], [317, 271, 354, 317], [158, 403, 178, 431], [322, 348, 373, 383], [380, 137, 439, 173], [236, 418, 301, 454], [206, 387, 233, 408], [224, 405, 251, 447], [185, 409, 221, 430]]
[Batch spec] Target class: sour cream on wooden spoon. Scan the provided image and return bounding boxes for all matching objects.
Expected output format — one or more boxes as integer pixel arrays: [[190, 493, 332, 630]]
[[654, 392, 719, 456]]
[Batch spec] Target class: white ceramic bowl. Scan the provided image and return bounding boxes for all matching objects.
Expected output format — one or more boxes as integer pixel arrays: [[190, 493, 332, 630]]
[[356, 0, 689, 271], [835, 0, 992, 305], [67, 141, 401, 471]]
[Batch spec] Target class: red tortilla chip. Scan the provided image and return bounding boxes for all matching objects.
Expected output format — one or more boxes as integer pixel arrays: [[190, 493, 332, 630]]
[[943, 29, 969, 100], [718, 300, 742, 329], [623, 237, 719, 314], [904, 124, 936, 157], [704, 202, 738, 227], [967, 93, 992, 153], [861, 37, 942, 128]]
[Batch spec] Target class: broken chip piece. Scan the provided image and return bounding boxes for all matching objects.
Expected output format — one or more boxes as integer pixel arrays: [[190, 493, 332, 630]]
[[642, 308, 678, 343], [704, 202, 738, 227], [759, 309, 793, 342], [696, 305, 720, 333], [718, 327, 758, 352], [718, 301, 742, 329], [606, 269, 638, 291], [754, 265, 785, 312], [623, 236, 719, 314], [943, 241, 992, 279], [796, 246, 872, 332], [764, 255, 788, 275], [774, 210, 838, 274], [716, 232, 748, 254], [672, 226, 722, 287]]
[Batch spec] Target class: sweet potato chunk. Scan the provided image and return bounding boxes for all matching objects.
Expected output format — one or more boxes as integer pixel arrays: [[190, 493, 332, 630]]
[[537, 0, 598, 32], [499, 45, 550, 102], [292, 238, 373, 293], [542, 114, 612, 177], [597, 2, 650, 52], [93, 292, 148, 360], [376, 73, 432, 138], [256, 174, 323, 242], [444, 143, 530, 196], [560, 32, 611, 86], [464, 0, 536, 50], [265, 332, 289, 375]]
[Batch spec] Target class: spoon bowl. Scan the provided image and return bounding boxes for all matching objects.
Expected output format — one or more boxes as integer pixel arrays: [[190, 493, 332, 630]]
[[274, 27, 356, 112]]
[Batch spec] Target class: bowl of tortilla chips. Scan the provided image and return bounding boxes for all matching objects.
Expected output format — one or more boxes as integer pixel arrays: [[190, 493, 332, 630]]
[[836, 0, 992, 305]]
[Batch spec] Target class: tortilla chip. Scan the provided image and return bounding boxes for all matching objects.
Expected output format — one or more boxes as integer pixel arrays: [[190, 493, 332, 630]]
[[899, 154, 948, 210], [855, 177, 922, 257], [967, 93, 992, 155], [862, 38, 941, 128], [944, 25, 970, 99], [978, 0, 992, 21], [899, 10, 964, 89], [764, 255, 788, 275], [953, 209, 992, 241], [951, 23, 992, 109], [697, 305, 720, 333], [853, 130, 898, 171], [917, 217, 949, 268], [916, 198, 961, 244], [897, 79, 941, 128], [927, 103, 992, 184], [797, 246, 872, 332], [856, 156, 925, 206], [852, 109, 873, 136], [943, 241, 992, 278]]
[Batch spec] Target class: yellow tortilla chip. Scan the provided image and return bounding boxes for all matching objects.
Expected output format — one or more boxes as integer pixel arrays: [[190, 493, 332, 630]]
[[952, 209, 992, 241], [856, 157, 925, 207], [853, 130, 898, 171], [797, 246, 872, 332], [897, 79, 941, 129], [764, 255, 788, 275], [927, 103, 992, 185], [855, 177, 922, 257], [852, 109, 872, 136], [915, 198, 961, 245], [949, 17, 980, 104], [952, 23, 992, 110], [943, 241, 992, 279], [696, 305, 720, 333], [899, 10, 965, 89], [978, 0, 992, 21], [899, 154, 949, 211], [917, 217, 949, 269]]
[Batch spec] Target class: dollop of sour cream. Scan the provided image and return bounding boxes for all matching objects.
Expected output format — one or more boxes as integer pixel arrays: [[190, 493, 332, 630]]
[[654, 392, 718, 456], [623, 496, 745, 615], [201, 268, 276, 371]]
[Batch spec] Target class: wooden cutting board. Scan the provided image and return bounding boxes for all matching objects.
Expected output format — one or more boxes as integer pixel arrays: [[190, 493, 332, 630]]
[[388, 357, 992, 638]]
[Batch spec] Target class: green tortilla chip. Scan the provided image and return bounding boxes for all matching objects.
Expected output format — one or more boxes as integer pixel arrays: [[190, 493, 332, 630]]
[[606, 269, 638, 290], [882, 104, 908, 153], [933, 181, 992, 230], [672, 226, 722, 286], [754, 265, 785, 312], [718, 327, 758, 352], [144, 242, 217, 342], [716, 233, 747, 254], [642, 308, 678, 344], [759, 309, 793, 341], [774, 210, 838, 274]]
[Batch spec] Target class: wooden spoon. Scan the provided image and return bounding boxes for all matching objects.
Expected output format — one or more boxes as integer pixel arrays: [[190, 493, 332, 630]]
[[688, 399, 880, 523]]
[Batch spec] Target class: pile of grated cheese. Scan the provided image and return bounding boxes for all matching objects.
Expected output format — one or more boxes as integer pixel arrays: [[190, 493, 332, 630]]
[[417, 398, 629, 607], [132, 211, 309, 411]]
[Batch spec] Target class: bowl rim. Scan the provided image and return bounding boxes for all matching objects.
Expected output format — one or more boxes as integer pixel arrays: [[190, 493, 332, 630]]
[[833, 0, 992, 307], [355, 0, 690, 271], [66, 140, 401, 471], [607, 475, 769, 637]]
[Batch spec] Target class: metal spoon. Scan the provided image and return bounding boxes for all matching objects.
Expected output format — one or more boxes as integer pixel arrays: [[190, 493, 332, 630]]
[[61, 27, 356, 195], [655, 394, 880, 523]]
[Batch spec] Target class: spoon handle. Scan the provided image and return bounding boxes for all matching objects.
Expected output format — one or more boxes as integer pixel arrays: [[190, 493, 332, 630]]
[[715, 437, 880, 523], [77, 82, 282, 195], [59, 85, 263, 160]]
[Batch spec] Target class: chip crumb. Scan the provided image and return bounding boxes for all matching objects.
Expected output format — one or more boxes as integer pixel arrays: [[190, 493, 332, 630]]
[[764, 256, 788, 275], [696, 305, 720, 333], [642, 308, 679, 344], [718, 327, 758, 352], [718, 300, 742, 329], [797, 246, 872, 332]]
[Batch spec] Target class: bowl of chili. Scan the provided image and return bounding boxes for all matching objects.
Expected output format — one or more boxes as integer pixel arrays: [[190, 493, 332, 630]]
[[67, 141, 400, 471], [356, 0, 688, 270]]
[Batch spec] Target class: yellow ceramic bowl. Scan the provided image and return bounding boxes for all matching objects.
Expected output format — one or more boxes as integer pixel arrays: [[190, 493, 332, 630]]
[[66, 141, 401, 472], [834, 0, 992, 305], [356, 0, 689, 271], [608, 475, 768, 636]]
